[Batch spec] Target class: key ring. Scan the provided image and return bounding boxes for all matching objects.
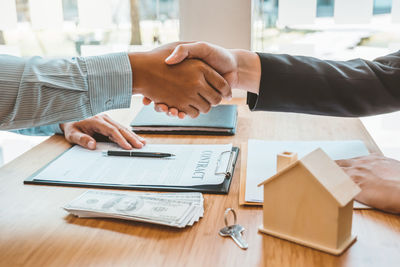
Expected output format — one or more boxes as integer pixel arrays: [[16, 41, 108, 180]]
[[224, 208, 237, 227]]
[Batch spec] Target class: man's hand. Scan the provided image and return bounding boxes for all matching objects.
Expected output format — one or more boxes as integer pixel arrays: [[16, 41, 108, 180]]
[[60, 114, 146, 150], [336, 154, 400, 214], [142, 42, 261, 118], [166, 42, 240, 88], [129, 42, 231, 118]]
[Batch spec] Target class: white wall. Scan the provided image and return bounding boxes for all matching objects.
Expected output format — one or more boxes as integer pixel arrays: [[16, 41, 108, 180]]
[[179, 0, 253, 50]]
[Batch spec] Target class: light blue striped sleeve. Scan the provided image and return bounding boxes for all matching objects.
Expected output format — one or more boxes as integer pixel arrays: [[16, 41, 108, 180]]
[[10, 124, 63, 136], [0, 52, 132, 130]]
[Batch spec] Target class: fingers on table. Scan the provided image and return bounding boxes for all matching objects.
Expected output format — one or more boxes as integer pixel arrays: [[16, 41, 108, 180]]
[[66, 130, 97, 150], [336, 159, 352, 167], [102, 116, 145, 149]]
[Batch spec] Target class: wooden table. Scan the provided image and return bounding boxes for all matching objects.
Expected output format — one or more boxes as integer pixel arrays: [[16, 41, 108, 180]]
[[0, 99, 399, 267]]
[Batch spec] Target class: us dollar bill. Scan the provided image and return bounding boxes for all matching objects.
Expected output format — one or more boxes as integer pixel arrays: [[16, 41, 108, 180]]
[[64, 191, 192, 222], [64, 190, 204, 228]]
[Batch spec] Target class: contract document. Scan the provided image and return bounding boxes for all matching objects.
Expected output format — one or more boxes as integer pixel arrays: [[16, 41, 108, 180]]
[[30, 143, 234, 187]]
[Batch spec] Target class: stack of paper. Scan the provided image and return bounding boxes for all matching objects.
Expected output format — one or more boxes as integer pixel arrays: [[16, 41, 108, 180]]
[[64, 191, 204, 228], [243, 140, 371, 209]]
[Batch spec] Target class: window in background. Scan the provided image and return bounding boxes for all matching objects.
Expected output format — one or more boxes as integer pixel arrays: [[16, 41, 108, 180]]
[[0, 0, 179, 57], [316, 0, 392, 17], [253, 0, 400, 59]]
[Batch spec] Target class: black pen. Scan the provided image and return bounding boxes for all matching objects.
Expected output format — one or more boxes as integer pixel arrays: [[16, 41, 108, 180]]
[[102, 150, 175, 158]]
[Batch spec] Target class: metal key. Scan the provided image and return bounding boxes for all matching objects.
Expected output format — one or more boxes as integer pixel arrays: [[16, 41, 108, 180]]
[[219, 208, 248, 250]]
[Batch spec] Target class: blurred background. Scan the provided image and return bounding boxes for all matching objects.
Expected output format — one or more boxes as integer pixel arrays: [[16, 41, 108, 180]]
[[0, 0, 400, 165], [1, 0, 398, 57]]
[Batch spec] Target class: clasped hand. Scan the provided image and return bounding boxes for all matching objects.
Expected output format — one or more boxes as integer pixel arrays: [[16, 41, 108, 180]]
[[141, 42, 240, 118], [129, 42, 233, 118]]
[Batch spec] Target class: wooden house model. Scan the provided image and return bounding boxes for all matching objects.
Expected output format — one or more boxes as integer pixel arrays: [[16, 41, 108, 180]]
[[258, 148, 361, 255]]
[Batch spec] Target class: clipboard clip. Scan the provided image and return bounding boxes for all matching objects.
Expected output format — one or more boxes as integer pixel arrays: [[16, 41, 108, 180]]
[[215, 150, 236, 179]]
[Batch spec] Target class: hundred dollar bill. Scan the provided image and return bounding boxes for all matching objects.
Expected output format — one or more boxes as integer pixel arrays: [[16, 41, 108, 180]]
[[64, 191, 193, 224], [66, 202, 194, 227], [92, 191, 203, 205], [64, 190, 204, 228], [144, 193, 203, 208], [138, 194, 203, 226], [142, 192, 202, 198], [123, 195, 202, 226], [67, 205, 197, 228], [142, 193, 203, 204]]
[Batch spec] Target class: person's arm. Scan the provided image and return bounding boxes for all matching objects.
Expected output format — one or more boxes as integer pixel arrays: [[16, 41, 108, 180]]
[[10, 124, 63, 136], [248, 51, 400, 117], [0, 53, 132, 130], [154, 42, 400, 118], [0, 42, 231, 130]]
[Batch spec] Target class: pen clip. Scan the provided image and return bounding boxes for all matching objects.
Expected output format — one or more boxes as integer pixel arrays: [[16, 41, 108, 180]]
[[215, 150, 235, 178]]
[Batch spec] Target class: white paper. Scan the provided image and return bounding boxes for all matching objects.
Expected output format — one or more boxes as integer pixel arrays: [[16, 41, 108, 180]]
[[334, 0, 373, 24], [29, 0, 63, 29], [32, 143, 232, 187], [278, 0, 316, 26], [0, 0, 17, 30], [393, 0, 400, 23], [245, 140, 369, 205], [77, 0, 113, 29]]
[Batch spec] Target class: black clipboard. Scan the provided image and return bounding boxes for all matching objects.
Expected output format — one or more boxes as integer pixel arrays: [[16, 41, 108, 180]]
[[24, 146, 239, 194]]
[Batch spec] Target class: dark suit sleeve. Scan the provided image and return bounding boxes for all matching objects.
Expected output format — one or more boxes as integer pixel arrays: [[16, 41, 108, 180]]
[[247, 51, 400, 117]]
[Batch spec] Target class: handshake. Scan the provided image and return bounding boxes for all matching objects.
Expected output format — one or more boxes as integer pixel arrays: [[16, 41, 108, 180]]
[[129, 42, 261, 118]]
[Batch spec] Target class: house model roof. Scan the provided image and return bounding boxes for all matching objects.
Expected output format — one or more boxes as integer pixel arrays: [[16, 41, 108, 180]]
[[258, 148, 361, 207]]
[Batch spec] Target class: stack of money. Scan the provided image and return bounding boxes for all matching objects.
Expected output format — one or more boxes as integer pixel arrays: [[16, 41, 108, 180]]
[[64, 190, 204, 228]]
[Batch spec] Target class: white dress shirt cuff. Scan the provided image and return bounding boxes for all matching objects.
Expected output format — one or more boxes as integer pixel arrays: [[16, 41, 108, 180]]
[[85, 52, 132, 115]]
